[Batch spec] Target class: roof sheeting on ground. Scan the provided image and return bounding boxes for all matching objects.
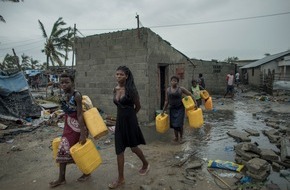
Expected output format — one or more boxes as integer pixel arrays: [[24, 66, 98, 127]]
[[240, 50, 290, 69], [25, 69, 43, 77], [0, 72, 29, 96]]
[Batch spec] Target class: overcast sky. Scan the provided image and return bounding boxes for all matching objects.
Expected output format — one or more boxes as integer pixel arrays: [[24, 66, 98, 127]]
[[1, 0, 290, 64]]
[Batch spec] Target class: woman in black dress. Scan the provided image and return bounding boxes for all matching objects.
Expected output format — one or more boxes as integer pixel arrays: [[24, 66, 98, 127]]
[[108, 66, 149, 189]]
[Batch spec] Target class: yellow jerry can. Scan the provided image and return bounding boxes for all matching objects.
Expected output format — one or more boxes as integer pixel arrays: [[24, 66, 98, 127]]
[[187, 108, 204, 128], [182, 96, 195, 110], [205, 96, 213, 110], [83, 107, 108, 139], [70, 139, 102, 175], [52, 137, 61, 160], [200, 90, 210, 100], [155, 113, 169, 133]]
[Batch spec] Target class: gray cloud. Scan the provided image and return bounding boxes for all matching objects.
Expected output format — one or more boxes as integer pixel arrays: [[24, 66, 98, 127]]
[[1, 0, 290, 63]]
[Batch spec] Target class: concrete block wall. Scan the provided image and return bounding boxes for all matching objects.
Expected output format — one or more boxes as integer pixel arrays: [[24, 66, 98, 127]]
[[190, 59, 235, 95], [75, 29, 149, 122]]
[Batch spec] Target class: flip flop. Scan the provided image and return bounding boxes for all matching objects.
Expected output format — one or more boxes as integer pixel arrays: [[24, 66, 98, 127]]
[[139, 164, 150, 176], [49, 180, 66, 188], [77, 174, 91, 182], [108, 180, 125, 189]]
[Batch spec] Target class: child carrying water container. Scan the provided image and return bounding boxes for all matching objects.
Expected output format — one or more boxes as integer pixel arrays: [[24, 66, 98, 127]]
[[49, 73, 90, 188], [190, 79, 204, 108]]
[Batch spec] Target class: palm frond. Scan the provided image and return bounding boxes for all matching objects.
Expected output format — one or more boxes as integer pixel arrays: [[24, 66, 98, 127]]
[[38, 20, 48, 39]]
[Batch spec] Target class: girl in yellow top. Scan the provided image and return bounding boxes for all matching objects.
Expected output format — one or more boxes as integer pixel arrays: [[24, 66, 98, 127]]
[[191, 79, 204, 108]]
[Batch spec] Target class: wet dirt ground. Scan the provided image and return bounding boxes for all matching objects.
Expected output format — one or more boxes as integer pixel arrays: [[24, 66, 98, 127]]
[[0, 90, 290, 190]]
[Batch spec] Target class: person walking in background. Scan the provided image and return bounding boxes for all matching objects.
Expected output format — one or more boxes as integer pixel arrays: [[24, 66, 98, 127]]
[[244, 71, 248, 84], [162, 76, 197, 143], [198, 73, 205, 89], [235, 72, 240, 87], [49, 73, 90, 188], [191, 79, 204, 107], [224, 71, 235, 99], [109, 66, 149, 189]]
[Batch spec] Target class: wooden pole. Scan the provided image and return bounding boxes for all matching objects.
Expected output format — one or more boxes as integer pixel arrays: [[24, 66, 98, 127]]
[[135, 14, 140, 39], [71, 24, 76, 72], [207, 169, 232, 190]]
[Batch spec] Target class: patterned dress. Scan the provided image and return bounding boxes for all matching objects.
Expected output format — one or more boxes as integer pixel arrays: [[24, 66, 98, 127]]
[[56, 92, 81, 164]]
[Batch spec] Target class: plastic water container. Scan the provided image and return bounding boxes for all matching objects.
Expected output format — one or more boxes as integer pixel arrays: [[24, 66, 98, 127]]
[[155, 113, 169, 133], [182, 96, 195, 110], [52, 137, 61, 160], [83, 107, 108, 139], [187, 108, 204, 128], [205, 96, 213, 110], [70, 138, 102, 174], [200, 90, 209, 100]]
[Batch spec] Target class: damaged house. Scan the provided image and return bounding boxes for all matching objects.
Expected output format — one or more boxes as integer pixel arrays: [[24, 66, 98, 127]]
[[0, 71, 42, 121], [74, 27, 195, 122]]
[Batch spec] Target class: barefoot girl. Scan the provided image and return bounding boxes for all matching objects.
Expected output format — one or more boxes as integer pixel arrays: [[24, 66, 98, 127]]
[[49, 73, 90, 188]]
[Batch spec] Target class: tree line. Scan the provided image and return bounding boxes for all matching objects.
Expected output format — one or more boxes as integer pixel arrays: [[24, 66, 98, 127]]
[[1, 16, 77, 72]]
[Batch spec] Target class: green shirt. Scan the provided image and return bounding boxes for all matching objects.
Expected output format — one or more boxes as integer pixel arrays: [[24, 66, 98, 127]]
[[191, 85, 201, 100]]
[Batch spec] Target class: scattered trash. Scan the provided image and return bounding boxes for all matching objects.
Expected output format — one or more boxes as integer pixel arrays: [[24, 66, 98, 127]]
[[124, 162, 134, 168], [11, 145, 22, 151], [6, 139, 14, 144], [208, 159, 244, 172], [25, 117, 32, 122], [240, 175, 252, 184], [218, 172, 236, 178], [108, 126, 115, 133], [104, 139, 111, 144], [224, 146, 234, 152], [57, 122, 64, 128], [0, 123, 8, 130]]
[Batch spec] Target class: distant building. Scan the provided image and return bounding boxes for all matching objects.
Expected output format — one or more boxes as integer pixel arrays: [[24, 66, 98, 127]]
[[189, 59, 235, 94], [240, 50, 290, 94]]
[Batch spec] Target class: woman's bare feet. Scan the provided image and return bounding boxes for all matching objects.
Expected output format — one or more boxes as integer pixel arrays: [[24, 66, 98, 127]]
[[49, 180, 66, 188], [77, 174, 91, 182]]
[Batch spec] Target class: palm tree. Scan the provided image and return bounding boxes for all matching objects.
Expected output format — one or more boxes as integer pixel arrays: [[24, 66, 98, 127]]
[[38, 17, 73, 69], [0, 54, 17, 70], [21, 54, 30, 70], [30, 58, 41, 70]]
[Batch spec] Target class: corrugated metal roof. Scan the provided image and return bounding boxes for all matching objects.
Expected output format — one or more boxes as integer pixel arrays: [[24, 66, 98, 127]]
[[240, 50, 290, 69]]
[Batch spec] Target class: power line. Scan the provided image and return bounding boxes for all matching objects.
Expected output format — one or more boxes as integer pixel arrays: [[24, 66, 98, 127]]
[[149, 11, 290, 29], [0, 37, 43, 45], [0, 39, 43, 50], [78, 11, 290, 31]]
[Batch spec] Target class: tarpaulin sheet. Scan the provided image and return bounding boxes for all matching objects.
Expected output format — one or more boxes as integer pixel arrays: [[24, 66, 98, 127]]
[[0, 72, 29, 96]]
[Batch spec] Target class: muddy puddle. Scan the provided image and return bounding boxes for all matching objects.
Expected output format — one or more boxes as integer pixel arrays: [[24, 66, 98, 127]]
[[143, 98, 290, 189]]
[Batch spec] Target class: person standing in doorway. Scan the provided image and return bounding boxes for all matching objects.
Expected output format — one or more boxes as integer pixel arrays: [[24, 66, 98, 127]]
[[224, 71, 235, 99], [162, 76, 197, 143], [109, 66, 149, 189]]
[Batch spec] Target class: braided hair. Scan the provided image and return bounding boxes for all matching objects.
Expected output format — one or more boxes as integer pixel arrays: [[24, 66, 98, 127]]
[[116, 66, 139, 101]]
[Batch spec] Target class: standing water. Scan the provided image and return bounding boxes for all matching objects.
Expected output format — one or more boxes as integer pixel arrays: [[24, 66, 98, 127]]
[[180, 97, 290, 189]]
